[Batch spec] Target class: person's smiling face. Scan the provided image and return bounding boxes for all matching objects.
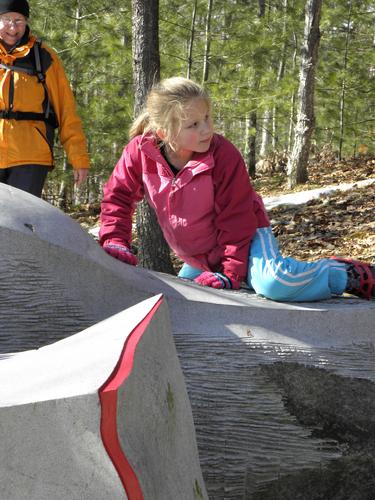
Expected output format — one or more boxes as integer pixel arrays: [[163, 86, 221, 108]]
[[171, 98, 214, 164], [0, 12, 27, 48]]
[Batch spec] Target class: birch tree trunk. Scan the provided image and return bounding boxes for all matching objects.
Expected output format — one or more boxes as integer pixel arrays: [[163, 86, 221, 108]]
[[259, 109, 271, 157], [338, 2, 352, 160], [287, 32, 298, 151], [132, 0, 175, 273], [187, 0, 197, 79], [202, 0, 213, 84], [57, 0, 81, 209], [272, 0, 289, 150], [287, 0, 322, 188]]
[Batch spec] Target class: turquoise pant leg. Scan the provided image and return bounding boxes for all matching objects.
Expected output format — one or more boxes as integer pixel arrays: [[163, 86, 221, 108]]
[[178, 263, 203, 280], [247, 227, 347, 302]]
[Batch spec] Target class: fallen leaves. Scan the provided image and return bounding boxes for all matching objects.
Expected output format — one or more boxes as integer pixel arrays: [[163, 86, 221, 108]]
[[263, 156, 375, 262]]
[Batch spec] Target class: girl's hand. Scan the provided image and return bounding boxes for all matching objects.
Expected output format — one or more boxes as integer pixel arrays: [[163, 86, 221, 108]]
[[102, 239, 138, 266], [194, 271, 240, 290]]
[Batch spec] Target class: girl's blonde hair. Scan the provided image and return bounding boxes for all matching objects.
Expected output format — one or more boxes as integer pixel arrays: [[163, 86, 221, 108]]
[[129, 77, 210, 143]]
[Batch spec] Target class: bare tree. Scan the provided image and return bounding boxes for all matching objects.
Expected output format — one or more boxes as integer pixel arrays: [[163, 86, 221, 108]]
[[202, 0, 213, 83], [245, 112, 257, 178], [287, 0, 322, 188], [338, 1, 353, 160], [272, 0, 289, 150], [258, 0, 266, 17], [258, 0, 289, 156], [287, 31, 298, 151], [187, 0, 198, 79], [244, 3, 265, 176], [57, 0, 81, 210], [131, 0, 175, 273], [259, 109, 271, 157]]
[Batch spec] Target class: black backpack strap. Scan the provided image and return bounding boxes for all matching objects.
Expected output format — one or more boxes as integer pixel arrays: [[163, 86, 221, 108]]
[[33, 39, 45, 82], [0, 110, 46, 121], [33, 39, 52, 120], [0, 62, 36, 75]]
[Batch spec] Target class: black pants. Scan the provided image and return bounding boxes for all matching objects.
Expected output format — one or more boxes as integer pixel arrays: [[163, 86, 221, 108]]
[[0, 164, 50, 198]]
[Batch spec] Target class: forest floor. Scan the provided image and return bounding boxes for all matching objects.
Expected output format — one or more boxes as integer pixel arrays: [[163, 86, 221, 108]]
[[253, 154, 375, 262], [70, 153, 375, 266]]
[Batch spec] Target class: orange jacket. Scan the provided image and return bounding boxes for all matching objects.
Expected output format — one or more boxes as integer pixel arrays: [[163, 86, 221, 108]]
[[0, 32, 89, 170]]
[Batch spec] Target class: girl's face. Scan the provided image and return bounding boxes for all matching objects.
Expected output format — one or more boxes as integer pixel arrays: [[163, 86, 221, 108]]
[[0, 12, 27, 48], [171, 98, 213, 162]]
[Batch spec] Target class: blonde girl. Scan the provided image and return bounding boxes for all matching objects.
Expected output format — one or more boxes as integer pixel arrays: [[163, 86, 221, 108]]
[[100, 77, 374, 301]]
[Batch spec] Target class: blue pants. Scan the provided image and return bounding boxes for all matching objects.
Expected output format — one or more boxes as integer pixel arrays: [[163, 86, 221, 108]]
[[178, 227, 348, 302]]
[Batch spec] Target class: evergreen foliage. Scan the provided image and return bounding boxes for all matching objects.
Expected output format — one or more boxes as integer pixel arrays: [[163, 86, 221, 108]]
[[27, 0, 374, 205]]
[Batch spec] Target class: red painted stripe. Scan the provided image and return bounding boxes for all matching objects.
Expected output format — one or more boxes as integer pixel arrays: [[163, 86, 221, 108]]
[[99, 296, 164, 500]]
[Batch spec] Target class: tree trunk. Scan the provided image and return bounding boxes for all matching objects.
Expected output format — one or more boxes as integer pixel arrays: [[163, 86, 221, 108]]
[[202, 0, 213, 84], [338, 2, 352, 160], [187, 0, 197, 79], [272, 0, 288, 150], [245, 3, 265, 177], [258, 0, 266, 17], [58, 155, 69, 210], [287, 0, 322, 188], [287, 32, 298, 151], [55, 0, 81, 209], [245, 112, 257, 178], [131, 0, 175, 274], [259, 109, 271, 157], [132, 0, 160, 107]]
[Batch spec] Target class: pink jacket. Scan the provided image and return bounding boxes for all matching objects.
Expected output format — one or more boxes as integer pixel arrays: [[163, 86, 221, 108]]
[[100, 133, 270, 281]]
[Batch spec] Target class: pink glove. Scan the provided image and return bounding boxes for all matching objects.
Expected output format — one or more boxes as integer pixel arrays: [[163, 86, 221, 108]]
[[102, 239, 138, 266], [194, 271, 240, 290]]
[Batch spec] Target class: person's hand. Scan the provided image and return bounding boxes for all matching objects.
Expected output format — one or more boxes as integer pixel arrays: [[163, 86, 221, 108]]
[[194, 271, 240, 290], [73, 168, 89, 186], [103, 239, 138, 266]]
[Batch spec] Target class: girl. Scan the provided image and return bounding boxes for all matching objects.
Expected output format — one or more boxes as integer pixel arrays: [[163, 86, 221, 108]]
[[99, 77, 374, 302]]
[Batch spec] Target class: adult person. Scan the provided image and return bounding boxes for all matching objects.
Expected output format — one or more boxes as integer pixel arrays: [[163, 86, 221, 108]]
[[0, 0, 89, 197], [99, 77, 375, 301]]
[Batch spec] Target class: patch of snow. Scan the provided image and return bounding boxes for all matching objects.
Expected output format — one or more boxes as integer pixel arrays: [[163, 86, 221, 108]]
[[263, 179, 375, 210], [89, 226, 100, 239]]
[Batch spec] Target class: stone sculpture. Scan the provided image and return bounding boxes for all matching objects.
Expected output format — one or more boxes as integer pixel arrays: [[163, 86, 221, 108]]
[[0, 183, 375, 499]]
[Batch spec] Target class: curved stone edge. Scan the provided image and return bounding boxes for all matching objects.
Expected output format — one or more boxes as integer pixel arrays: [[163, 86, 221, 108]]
[[98, 296, 163, 500], [111, 297, 208, 500]]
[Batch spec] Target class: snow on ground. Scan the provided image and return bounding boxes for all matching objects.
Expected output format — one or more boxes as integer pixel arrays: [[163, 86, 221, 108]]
[[263, 178, 375, 210]]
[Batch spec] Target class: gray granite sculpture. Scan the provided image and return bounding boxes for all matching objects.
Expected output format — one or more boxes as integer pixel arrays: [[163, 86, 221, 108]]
[[0, 183, 375, 499]]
